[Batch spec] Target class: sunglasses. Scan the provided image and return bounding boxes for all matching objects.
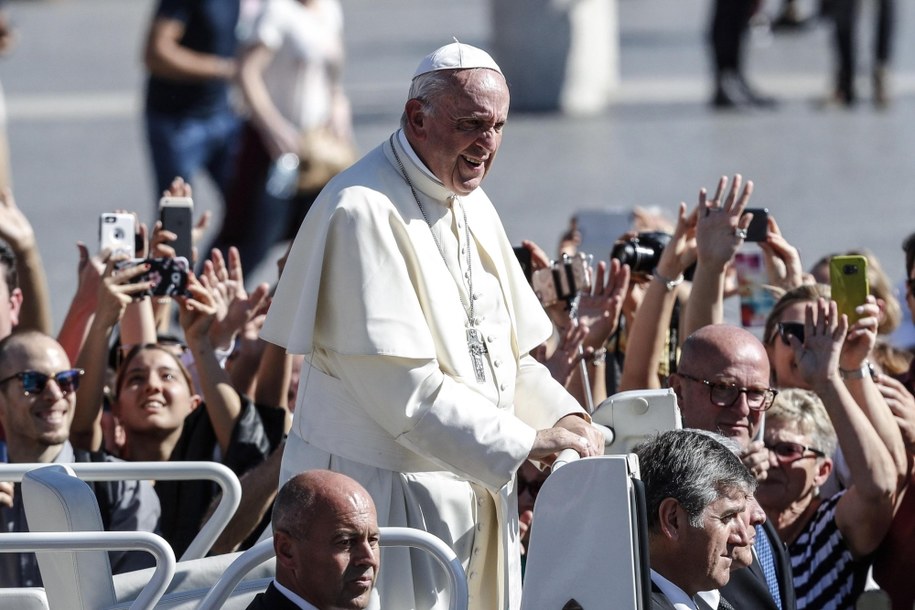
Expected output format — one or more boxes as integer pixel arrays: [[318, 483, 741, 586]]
[[764, 440, 826, 463], [775, 321, 805, 346], [0, 369, 84, 396]]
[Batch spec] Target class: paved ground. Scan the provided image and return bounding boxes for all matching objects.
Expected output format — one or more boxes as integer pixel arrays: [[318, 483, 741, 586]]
[[3, 0, 914, 329]]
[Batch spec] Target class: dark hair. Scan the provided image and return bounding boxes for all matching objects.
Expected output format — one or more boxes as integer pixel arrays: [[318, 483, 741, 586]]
[[635, 429, 756, 531], [903, 232, 915, 277], [0, 237, 17, 295], [114, 343, 193, 399]]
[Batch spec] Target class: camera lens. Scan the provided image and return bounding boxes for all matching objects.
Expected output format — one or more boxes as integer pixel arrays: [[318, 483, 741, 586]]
[[113, 228, 125, 240], [611, 231, 671, 274]]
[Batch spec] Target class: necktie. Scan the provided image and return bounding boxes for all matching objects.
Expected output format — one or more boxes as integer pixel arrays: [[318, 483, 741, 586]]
[[718, 596, 736, 610], [755, 524, 783, 610]]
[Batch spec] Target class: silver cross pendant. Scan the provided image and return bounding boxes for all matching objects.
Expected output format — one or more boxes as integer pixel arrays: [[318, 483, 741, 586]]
[[466, 327, 488, 383]]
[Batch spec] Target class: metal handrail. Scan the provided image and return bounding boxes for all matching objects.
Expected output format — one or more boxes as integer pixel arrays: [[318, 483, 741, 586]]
[[0, 461, 241, 561], [195, 527, 469, 610], [0, 531, 176, 610]]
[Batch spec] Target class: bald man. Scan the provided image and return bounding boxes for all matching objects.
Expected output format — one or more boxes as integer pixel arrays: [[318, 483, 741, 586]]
[[669, 324, 795, 610], [247, 470, 380, 610]]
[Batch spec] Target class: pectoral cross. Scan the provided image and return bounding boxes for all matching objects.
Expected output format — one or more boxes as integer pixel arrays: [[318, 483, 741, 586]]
[[466, 327, 488, 383]]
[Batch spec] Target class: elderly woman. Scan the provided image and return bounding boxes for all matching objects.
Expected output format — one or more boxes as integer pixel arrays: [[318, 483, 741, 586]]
[[755, 299, 907, 609]]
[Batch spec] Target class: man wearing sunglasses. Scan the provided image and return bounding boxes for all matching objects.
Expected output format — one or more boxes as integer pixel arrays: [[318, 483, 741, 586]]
[[0, 330, 160, 587], [669, 324, 796, 610]]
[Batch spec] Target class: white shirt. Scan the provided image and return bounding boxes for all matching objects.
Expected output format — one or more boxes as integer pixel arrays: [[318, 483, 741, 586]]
[[273, 580, 319, 610], [651, 569, 701, 610]]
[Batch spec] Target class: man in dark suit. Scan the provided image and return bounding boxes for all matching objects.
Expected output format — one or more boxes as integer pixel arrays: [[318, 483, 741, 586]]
[[636, 430, 756, 610], [670, 325, 797, 610], [246, 470, 380, 610]]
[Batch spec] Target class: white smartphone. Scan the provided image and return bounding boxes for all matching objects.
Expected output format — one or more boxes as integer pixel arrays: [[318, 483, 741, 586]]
[[98, 212, 136, 258], [158, 196, 194, 261]]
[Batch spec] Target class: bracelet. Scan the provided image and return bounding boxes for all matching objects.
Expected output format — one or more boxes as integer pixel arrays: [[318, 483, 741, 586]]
[[590, 347, 607, 365], [839, 361, 873, 380], [651, 268, 684, 292]]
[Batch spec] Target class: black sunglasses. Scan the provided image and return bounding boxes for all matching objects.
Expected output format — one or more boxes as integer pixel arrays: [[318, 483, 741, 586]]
[[0, 369, 84, 396], [776, 322, 805, 346]]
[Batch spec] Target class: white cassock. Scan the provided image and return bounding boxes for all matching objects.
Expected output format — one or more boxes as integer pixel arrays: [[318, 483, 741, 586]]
[[261, 130, 586, 610]]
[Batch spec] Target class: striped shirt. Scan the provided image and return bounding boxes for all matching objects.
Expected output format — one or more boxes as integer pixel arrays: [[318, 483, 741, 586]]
[[789, 493, 870, 610]]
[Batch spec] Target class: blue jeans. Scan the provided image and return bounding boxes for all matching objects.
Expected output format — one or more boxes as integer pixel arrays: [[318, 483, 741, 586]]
[[144, 108, 241, 204]]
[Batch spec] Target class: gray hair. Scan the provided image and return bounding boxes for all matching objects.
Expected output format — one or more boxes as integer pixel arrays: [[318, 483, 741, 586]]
[[400, 68, 501, 129], [767, 388, 837, 457], [635, 429, 756, 530]]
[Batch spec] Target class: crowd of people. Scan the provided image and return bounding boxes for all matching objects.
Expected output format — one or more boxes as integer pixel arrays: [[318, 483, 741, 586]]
[[0, 2, 912, 609]]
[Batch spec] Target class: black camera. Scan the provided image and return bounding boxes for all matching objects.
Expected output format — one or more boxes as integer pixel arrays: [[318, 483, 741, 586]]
[[610, 231, 672, 275]]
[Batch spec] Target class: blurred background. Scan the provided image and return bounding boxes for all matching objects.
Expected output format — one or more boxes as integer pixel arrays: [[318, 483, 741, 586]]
[[2, 0, 913, 333]]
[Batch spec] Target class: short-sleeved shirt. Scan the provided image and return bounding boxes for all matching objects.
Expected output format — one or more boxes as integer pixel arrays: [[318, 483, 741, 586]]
[[144, 0, 240, 117]]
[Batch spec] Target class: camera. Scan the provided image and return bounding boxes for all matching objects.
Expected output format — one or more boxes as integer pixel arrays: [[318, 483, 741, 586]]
[[531, 253, 592, 307], [610, 231, 672, 275]]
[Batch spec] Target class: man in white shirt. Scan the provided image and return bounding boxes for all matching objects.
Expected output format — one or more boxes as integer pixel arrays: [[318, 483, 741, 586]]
[[634, 429, 754, 610], [246, 470, 379, 610]]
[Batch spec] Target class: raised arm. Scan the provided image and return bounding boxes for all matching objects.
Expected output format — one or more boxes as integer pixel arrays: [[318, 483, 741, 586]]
[[620, 201, 696, 391], [72, 259, 152, 451], [177, 274, 242, 456], [682, 175, 753, 336], [0, 188, 51, 333], [793, 299, 903, 557]]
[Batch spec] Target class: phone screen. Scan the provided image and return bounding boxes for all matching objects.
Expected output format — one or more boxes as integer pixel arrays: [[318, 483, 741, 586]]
[[159, 198, 193, 261]]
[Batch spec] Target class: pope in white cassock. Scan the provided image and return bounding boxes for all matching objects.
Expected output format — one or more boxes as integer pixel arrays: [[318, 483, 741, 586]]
[[261, 42, 604, 610]]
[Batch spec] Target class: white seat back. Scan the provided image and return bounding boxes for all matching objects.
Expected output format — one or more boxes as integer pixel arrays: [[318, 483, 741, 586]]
[[521, 454, 649, 610], [0, 587, 48, 609], [21, 464, 118, 609], [591, 388, 682, 454]]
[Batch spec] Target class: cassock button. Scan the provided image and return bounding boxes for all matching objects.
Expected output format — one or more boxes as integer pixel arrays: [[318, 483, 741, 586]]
[[500, 383, 507, 391], [487, 335, 495, 342], [494, 359, 502, 367]]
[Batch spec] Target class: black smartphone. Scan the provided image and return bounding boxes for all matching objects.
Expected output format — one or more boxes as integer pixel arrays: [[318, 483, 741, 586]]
[[116, 257, 190, 298], [159, 196, 194, 261], [513, 246, 533, 283], [743, 207, 769, 242]]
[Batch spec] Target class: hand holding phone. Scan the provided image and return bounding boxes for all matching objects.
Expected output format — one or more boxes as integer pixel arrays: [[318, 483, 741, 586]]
[[830, 255, 869, 323], [158, 196, 194, 261], [742, 207, 769, 242], [99, 212, 136, 258], [115, 257, 190, 298]]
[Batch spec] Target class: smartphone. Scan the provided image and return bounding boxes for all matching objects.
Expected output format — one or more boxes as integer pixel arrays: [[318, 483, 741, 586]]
[[733, 250, 775, 330], [159, 196, 194, 261], [830, 255, 869, 323], [513, 246, 533, 283], [115, 256, 190, 298], [743, 207, 769, 242], [99, 212, 136, 258]]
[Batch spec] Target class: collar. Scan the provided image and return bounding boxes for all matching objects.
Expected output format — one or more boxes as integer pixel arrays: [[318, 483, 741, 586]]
[[696, 589, 720, 609], [273, 580, 320, 610], [651, 569, 701, 610], [389, 130, 458, 207]]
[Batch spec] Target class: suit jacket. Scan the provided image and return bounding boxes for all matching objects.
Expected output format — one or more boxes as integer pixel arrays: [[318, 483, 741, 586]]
[[720, 520, 796, 610], [650, 581, 678, 610], [245, 582, 305, 610]]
